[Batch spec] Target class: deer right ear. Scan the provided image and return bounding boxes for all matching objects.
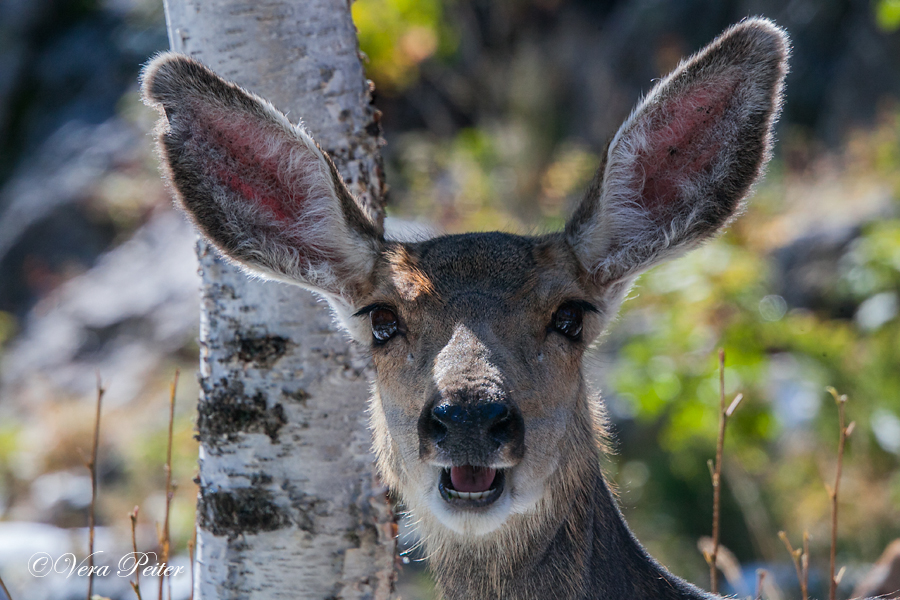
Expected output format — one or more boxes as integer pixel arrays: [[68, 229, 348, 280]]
[[141, 53, 383, 323], [566, 18, 789, 287]]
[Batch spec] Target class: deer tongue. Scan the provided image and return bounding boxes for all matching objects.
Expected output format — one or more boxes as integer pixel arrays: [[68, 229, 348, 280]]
[[450, 466, 496, 493]]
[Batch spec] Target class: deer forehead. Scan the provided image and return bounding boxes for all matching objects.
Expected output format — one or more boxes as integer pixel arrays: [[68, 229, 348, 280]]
[[367, 232, 592, 394], [374, 232, 588, 313]]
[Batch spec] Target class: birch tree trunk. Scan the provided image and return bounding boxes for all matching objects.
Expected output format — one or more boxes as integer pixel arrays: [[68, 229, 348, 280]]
[[161, 1, 396, 597]]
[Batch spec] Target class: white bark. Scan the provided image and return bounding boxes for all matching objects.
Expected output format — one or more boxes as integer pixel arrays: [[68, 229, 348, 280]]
[[161, 1, 396, 598]]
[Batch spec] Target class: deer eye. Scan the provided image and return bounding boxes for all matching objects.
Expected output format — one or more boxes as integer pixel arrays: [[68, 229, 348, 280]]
[[552, 302, 585, 340], [370, 307, 399, 344]]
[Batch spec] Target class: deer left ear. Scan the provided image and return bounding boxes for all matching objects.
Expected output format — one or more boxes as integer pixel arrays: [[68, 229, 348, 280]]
[[141, 53, 384, 331], [566, 18, 789, 286]]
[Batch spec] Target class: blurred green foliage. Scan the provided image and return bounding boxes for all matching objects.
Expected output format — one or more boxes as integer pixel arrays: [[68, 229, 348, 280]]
[[0, 312, 15, 349], [605, 148, 900, 593], [389, 128, 599, 232], [0, 426, 19, 468], [352, 0, 457, 91], [875, 0, 900, 32]]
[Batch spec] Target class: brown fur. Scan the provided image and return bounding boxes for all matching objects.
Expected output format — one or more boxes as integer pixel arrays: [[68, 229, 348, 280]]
[[142, 18, 789, 599], [385, 245, 437, 302]]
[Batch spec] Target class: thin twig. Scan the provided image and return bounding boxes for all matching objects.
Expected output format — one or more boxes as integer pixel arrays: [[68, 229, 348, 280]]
[[779, 531, 808, 600], [87, 374, 105, 600], [755, 569, 767, 600], [709, 349, 726, 594], [188, 526, 197, 600], [706, 349, 743, 594], [130, 506, 143, 600], [826, 387, 854, 600], [802, 530, 809, 600], [159, 370, 179, 600]]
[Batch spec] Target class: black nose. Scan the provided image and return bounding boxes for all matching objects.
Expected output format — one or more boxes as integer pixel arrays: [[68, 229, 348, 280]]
[[419, 399, 524, 462], [431, 402, 509, 442]]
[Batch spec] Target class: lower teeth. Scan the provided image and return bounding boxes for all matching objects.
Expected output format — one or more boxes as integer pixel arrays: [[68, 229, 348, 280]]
[[446, 489, 491, 500]]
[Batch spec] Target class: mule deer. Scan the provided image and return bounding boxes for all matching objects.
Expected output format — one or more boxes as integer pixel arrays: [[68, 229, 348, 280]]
[[142, 18, 788, 599]]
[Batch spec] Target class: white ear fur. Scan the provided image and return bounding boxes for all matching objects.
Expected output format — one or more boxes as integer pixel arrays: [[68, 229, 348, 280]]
[[141, 52, 384, 324], [566, 18, 789, 285]]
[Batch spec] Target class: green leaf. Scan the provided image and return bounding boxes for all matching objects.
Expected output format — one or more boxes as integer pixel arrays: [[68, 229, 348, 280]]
[[875, 0, 900, 32]]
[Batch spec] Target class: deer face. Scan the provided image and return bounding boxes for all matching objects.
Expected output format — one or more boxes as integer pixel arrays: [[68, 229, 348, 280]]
[[362, 233, 614, 535], [141, 17, 787, 542]]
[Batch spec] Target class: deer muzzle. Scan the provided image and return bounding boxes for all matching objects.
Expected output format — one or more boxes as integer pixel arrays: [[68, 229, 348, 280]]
[[418, 392, 525, 508]]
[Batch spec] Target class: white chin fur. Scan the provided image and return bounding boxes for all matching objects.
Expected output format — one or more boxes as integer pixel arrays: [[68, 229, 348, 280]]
[[418, 466, 550, 536], [405, 465, 554, 538], [507, 480, 545, 516], [426, 484, 513, 536]]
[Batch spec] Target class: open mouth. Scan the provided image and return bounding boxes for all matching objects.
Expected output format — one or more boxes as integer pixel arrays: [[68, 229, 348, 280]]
[[439, 466, 505, 507]]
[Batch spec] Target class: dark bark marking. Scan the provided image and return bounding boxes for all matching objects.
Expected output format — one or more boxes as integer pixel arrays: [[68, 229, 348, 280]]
[[281, 480, 327, 533], [319, 66, 335, 84], [249, 472, 273, 485], [282, 387, 310, 404], [233, 334, 292, 368], [198, 379, 288, 446], [198, 487, 290, 538]]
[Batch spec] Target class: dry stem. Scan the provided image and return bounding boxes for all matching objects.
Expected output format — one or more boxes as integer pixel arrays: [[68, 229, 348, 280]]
[[188, 526, 197, 600], [130, 506, 143, 600], [158, 370, 179, 600], [826, 387, 854, 600], [778, 530, 808, 600], [87, 374, 104, 600], [802, 530, 809, 599], [706, 349, 743, 594], [755, 569, 767, 600]]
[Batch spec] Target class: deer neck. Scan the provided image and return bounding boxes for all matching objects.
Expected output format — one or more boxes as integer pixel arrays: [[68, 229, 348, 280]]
[[423, 395, 716, 600]]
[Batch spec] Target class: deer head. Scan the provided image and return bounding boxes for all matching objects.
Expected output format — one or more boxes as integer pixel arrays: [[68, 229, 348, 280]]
[[142, 17, 788, 598]]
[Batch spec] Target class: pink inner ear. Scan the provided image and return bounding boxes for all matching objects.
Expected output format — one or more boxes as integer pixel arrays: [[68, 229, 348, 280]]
[[634, 79, 738, 211], [182, 103, 336, 263], [198, 109, 303, 224], [218, 170, 292, 222]]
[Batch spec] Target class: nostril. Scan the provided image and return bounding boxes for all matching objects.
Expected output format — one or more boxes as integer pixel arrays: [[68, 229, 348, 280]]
[[432, 403, 455, 425], [478, 403, 509, 425], [486, 407, 512, 445], [429, 404, 458, 443], [430, 415, 448, 443]]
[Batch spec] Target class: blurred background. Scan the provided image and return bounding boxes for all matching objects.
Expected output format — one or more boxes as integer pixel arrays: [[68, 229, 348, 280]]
[[0, 0, 899, 598]]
